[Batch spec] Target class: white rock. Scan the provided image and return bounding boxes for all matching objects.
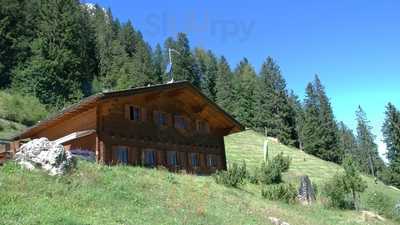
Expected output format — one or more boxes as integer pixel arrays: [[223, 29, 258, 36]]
[[15, 138, 73, 176], [268, 217, 290, 225]]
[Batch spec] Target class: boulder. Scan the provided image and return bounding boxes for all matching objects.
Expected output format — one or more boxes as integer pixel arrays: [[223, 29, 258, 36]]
[[268, 217, 290, 225], [394, 202, 400, 217], [297, 175, 316, 205], [361, 210, 385, 222], [15, 138, 73, 176]]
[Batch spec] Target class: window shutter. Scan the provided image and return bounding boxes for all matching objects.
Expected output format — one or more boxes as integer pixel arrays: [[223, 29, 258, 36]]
[[124, 105, 130, 120], [167, 113, 173, 127], [141, 108, 147, 122], [153, 111, 158, 123], [199, 153, 206, 170]]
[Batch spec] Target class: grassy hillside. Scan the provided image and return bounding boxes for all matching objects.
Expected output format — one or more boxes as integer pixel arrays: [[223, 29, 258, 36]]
[[0, 118, 26, 139], [0, 130, 399, 225], [226, 130, 400, 211]]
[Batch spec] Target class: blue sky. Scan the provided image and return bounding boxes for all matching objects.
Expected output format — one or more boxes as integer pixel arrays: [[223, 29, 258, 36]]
[[87, 0, 400, 159]]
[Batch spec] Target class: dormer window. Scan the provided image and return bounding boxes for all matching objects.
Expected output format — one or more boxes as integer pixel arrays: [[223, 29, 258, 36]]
[[174, 115, 188, 130], [129, 106, 141, 121]]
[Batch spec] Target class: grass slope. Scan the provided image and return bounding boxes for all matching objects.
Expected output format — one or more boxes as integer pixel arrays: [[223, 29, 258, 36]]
[[0, 130, 398, 225], [0, 118, 25, 139], [226, 130, 400, 216]]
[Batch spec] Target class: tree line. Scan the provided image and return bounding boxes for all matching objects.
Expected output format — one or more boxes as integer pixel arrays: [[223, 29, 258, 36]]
[[1, 0, 399, 187]]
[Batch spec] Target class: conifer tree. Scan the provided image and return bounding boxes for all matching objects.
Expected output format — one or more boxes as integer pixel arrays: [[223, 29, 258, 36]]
[[301, 76, 342, 163], [288, 91, 304, 148], [302, 82, 324, 157], [0, 0, 39, 87], [163, 33, 200, 87], [254, 57, 297, 146], [118, 20, 136, 57], [381, 103, 400, 187], [231, 58, 257, 127], [215, 56, 233, 113], [195, 48, 218, 101], [355, 106, 385, 176], [11, 0, 93, 107], [338, 122, 357, 158], [382, 103, 400, 164], [152, 44, 164, 84], [130, 31, 155, 86], [314, 75, 341, 162]]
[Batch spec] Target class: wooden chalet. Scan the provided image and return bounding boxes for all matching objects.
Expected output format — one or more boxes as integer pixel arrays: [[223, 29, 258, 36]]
[[10, 81, 244, 174]]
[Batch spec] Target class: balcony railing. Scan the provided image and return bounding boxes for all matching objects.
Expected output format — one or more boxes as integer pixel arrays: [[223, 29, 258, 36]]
[[102, 118, 221, 148]]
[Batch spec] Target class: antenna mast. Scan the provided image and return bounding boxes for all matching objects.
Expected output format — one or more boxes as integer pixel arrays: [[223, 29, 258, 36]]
[[167, 48, 180, 83]]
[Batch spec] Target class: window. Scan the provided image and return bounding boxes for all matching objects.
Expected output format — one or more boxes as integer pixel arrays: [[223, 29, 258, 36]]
[[143, 150, 156, 167], [196, 120, 209, 133], [154, 111, 168, 127], [207, 154, 218, 168], [166, 151, 178, 167], [190, 153, 199, 168], [116, 146, 129, 165], [129, 106, 141, 121], [174, 115, 188, 130]]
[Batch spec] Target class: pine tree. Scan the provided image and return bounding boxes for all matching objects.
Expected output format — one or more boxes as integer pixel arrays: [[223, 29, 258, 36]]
[[131, 31, 155, 86], [215, 56, 233, 113], [152, 43, 164, 84], [338, 122, 358, 158], [382, 103, 400, 164], [163, 33, 200, 87], [194, 48, 218, 101], [314, 75, 341, 162], [381, 103, 400, 187], [11, 0, 93, 107], [230, 58, 257, 128], [118, 20, 136, 57], [302, 82, 325, 157], [355, 106, 385, 176], [0, 0, 39, 87], [254, 57, 297, 146], [288, 91, 304, 148], [301, 76, 342, 163]]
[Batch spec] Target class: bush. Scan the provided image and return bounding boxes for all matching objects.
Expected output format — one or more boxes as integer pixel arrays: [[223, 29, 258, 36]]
[[0, 91, 48, 126], [273, 152, 291, 172], [261, 183, 297, 204], [213, 162, 247, 188], [259, 161, 282, 185], [323, 173, 350, 209], [247, 167, 260, 184], [366, 191, 392, 217], [255, 153, 291, 185], [323, 159, 367, 210]]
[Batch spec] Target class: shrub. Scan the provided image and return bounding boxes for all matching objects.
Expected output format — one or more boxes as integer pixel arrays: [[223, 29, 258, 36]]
[[323, 173, 350, 209], [259, 161, 282, 185], [261, 183, 297, 204], [366, 191, 392, 217], [213, 161, 247, 188], [323, 158, 367, 210], [273, 152, 291, 172], [247, 167, 260, 184]]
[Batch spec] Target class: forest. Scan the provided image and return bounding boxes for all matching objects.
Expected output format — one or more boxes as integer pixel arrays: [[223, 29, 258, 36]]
[[0, 0, 399, 188]]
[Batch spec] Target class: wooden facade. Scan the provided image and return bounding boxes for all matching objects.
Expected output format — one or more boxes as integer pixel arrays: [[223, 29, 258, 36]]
[[11, 81, 243, 174]]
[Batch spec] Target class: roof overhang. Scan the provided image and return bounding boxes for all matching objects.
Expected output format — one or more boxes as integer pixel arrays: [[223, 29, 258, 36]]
[[13, 81, 244, 140]]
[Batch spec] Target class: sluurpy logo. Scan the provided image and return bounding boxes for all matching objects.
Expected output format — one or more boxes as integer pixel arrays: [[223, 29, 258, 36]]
[[143, 10, 255, 43]]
